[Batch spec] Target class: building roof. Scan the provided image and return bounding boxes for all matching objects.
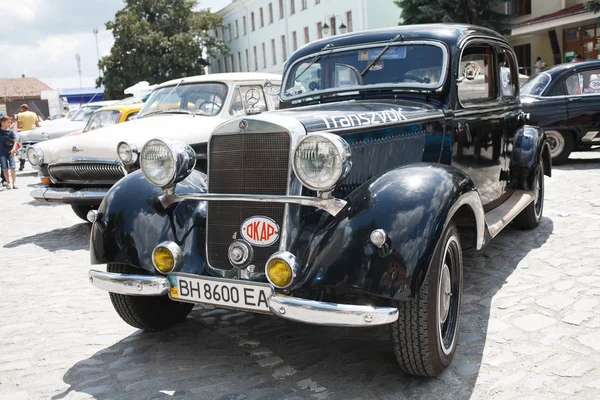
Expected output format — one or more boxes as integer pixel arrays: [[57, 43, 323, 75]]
[[513, 4, 587, 28], [0, 78, 52, 98], [59, 87, 105, 96]]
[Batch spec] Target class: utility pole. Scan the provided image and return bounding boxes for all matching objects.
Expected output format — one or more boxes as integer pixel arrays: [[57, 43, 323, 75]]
[[93, 27, 102, 79], [75, 53, 83, 88]]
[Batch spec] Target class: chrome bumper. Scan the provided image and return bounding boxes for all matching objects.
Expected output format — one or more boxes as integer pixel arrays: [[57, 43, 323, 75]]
[[30, 186, 108, 204], [88, 270, 399, 327]]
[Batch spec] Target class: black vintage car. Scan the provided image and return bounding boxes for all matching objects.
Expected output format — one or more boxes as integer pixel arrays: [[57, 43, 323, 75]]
[[87, 24, 551, 377], [521, 60, 600, 164]]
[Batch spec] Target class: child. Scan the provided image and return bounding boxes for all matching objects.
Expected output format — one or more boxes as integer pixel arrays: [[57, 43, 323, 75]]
[[0, 116, 18, 189]]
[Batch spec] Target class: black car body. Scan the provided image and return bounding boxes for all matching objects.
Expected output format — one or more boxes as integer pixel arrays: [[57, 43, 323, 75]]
[[87, 24, 551, 377], [521, 60, 600, 164]]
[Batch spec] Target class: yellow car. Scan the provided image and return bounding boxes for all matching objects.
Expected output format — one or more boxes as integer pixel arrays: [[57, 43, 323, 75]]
[[82, 103, 143, 132]]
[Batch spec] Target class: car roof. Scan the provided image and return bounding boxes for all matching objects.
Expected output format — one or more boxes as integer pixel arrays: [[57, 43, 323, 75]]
[[287, 23, 506, 65], [92, 103, 144, 113], [541, 60, 600, 77], [156, 73, 283, 89]]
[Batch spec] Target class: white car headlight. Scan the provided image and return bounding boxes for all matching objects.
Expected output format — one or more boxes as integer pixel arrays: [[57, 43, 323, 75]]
[[140, 138, 196, 188], [293, 133, 352, 192], [27, 145, 44, 166], [117, 141, 138, 165]]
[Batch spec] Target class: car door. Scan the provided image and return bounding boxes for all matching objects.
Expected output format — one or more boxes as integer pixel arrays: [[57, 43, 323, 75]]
[[564, 67, 600, 143], [453, 42, 506, 207]]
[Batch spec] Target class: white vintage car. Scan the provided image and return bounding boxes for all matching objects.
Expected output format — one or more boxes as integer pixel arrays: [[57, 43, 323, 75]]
[[29, 73, 282, 220]]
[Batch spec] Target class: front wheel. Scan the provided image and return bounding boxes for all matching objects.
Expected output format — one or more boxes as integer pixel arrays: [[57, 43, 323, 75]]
[[545, 130, 573, 165], [390, 222, 463, 376], [513, 161, 544, 229], [107, 263, 194, 330]]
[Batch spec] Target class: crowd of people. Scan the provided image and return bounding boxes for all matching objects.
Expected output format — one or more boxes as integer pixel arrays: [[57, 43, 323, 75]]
[[0, 104, 41, 190]]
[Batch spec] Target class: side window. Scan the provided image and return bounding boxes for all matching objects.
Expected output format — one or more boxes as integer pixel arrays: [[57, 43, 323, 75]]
[[565, 74, 581, 95], [566, 69, 600, 95], [498, 50, 517, 98], [87, 113, 102, 131], [125, 112, 138, 121], [458, 45, 497, 105], [265, 85, 281, 109]]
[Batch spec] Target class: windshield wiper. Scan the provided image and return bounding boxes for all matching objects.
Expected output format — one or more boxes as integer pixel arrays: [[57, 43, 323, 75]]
[[286, 43, 334, 94], [361, 34, 404, 78]]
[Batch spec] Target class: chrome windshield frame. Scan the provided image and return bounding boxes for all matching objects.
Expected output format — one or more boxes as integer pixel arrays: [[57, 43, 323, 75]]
[[280, 40, 449, 102]]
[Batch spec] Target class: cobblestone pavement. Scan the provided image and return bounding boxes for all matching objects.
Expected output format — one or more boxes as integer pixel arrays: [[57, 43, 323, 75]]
[[2, 153, 600, 400]]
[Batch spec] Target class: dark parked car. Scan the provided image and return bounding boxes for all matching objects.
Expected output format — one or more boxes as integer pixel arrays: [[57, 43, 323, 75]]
[[521, 60, 600, 164], [87, 24, 551, 377]]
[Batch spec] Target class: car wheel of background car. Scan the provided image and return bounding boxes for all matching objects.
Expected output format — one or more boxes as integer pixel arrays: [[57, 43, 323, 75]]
[[71, 205, 98, 222], [545, 130, 573, 165], [107, 263, 194, 331], [513, 161, 544, 230], [390, 222, 463, 376]]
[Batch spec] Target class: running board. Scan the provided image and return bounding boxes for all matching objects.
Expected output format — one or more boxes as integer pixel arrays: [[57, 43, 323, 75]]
[[485, 190, 534, 238]]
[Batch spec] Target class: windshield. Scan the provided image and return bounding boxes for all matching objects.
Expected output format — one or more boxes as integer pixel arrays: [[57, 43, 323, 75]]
[[137, 83, 228, 118], [70, 106, 100, 122], [83, 110, 122, 132], [283, 43, 446, 100], [521, 72, 551, 96]]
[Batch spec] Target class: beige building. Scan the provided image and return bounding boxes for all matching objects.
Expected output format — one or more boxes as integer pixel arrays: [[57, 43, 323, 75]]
[[506, 0, 599, 75]]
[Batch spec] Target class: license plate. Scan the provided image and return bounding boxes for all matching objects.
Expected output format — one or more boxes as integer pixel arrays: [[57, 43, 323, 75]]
[[167, 273, 273, 313]]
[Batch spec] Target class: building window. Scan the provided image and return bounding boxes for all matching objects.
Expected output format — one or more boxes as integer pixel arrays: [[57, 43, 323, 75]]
[[221, 27, 225, 40], [215, 28, 220, 39], [262, 42, 267, 68], [271, 39, 277, 64], [237, 52, 242, 72], [243, 16, 247, 35], [346, 11, 353, 32], [253, 46, 258, 70], [317, 22, 323, 39], [329, 16, 337, 35], [269, 3, 274, 23], [225, 57, 229, 72], [292, 31, 297, 51], [511, 0, 531, 17], [301, 0, 307, 10], [230, 55, 235, 72], [251, 12, 255, 31], [260, 7, 264, 27], [281, 35, 287, 60], [290, 0, 295, 15], [228, 23, 232, 41], [217, 59, 222, 73], [245, 49, 249, 72], [514, 43, 531, 76], [279, 0, 284, 19], [304, 26, 309, 43], [235, 20, 239, 38]]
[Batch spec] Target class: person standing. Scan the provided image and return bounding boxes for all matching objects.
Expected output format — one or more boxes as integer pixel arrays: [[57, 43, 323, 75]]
[[16, 103, 40, 171], [534, 57, 543, 73], [0, 116, 18, 189]]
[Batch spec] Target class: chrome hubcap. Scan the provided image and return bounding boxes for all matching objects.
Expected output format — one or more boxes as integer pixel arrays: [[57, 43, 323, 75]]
[[545, 131, 564, 158], [439, 263, 452, 324]]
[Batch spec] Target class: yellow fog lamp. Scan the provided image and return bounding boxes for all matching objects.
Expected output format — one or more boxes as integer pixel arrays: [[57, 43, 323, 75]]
[[266, 251, 298, 289], [152, 241, 183, 274]]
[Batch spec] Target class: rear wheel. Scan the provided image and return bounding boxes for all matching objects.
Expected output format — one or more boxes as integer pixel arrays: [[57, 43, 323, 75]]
[[390, 222, 463, 376], [513, 161, 544, 229], [545, 130, 573, 165], [71, 204, 98, 222], [107, 263, 193, 330]]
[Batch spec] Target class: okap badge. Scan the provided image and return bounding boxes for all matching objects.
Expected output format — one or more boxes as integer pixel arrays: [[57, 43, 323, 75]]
[[241, 216, 280, 247]]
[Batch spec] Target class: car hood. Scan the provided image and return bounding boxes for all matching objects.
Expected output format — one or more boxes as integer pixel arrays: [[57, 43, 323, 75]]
[[273, 99, 445, 133], [22, 121, 86, 143], [38, 114, 225, 165]]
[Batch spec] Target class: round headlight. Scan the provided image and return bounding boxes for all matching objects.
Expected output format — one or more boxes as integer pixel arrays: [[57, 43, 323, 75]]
[[27, 145, 44, 166], [140, 138, 196, 188], [292, 133, 352, 191], [117, 141, 138, 165]]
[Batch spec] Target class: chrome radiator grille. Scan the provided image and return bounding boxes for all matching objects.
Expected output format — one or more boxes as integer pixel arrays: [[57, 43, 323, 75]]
[[48, 163, 125, 185], [207, 132, 290, 271]]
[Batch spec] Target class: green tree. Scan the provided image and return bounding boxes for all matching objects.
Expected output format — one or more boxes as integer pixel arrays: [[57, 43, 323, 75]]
[[97, 0, 228, 99], [584, 0, 600, 50], [394, 0, 511, 34]]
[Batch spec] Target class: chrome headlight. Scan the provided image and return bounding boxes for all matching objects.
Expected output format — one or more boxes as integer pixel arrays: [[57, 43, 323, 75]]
[[140, 138, 196, 188], [27, 145, 44, 166], [117, 141, 138, 165], [292, 133, 352, 191]]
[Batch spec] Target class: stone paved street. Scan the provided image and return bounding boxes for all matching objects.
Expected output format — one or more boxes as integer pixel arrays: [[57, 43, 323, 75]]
[[2, 153, 600, 400]]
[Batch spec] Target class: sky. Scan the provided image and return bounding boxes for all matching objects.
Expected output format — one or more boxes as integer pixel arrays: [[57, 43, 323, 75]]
[[0, 0, 232, 91]]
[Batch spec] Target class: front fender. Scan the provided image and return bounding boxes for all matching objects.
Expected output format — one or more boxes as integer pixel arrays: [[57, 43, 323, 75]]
[[290, 164, 485, 300], [509, 125, 551, 191], [90, 170, 208, 275]]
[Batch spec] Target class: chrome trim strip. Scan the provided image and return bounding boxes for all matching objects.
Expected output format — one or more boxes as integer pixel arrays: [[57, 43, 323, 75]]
[[30, 186, 108, 203], [582, 131, 600, 142], [50, 157, 122, 165], [269, 295, 399, 327], [162, 193, 347, 217], [88, 270, 170, 296]]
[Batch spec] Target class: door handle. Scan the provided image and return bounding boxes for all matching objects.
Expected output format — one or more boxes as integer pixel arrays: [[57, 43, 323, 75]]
[[568, 97, 582, 102]]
